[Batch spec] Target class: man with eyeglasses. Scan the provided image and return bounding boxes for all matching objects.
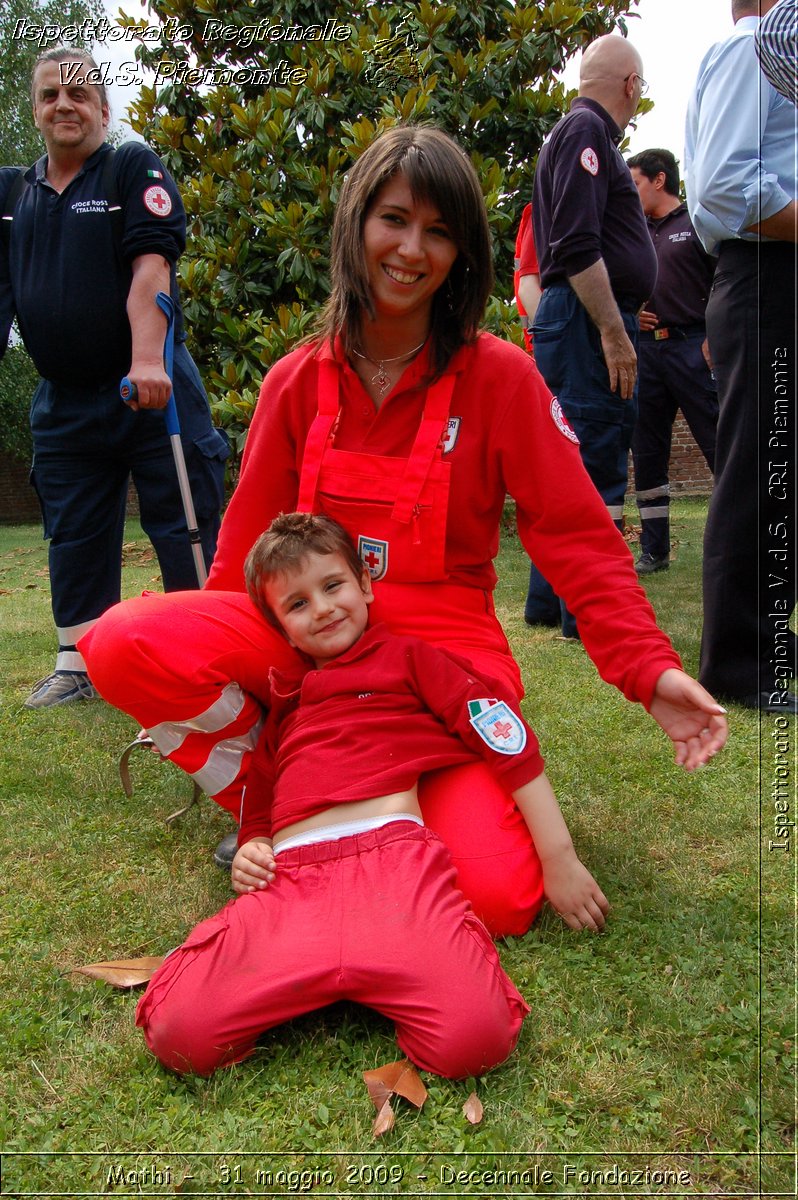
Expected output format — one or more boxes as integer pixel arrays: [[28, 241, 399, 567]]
[[524, 35, 656, 640]]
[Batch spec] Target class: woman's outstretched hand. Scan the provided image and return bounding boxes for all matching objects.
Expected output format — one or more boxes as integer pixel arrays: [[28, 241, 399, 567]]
[[649, 668, 729, 771]]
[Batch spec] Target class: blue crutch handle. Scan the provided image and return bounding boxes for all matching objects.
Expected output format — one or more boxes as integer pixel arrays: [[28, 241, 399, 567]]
[[119, 291, 178, 433]]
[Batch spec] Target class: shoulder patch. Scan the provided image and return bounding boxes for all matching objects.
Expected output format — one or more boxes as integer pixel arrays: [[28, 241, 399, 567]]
[[580, 147, 599, 176], [469, 699, 527, 756], [142, 184, 172, 217], [550, 397, 579, 444]]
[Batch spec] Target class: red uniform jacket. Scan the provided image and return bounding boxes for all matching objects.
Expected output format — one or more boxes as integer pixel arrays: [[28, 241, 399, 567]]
[[208, 334, 681, 709], [239, 625, 545, 844]]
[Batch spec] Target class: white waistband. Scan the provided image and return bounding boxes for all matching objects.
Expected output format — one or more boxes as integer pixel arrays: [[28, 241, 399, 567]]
[[272, 812, 423, 856]]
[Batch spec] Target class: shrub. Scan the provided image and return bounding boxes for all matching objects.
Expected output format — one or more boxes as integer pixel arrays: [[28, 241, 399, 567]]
[[0, 342, 36, 463]]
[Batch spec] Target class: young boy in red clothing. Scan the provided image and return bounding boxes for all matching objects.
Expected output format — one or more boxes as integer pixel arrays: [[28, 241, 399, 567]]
[[136, 514, 608, 1080]]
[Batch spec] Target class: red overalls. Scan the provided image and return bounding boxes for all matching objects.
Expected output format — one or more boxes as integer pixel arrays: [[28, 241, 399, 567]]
[[82, 354, 544, 935]]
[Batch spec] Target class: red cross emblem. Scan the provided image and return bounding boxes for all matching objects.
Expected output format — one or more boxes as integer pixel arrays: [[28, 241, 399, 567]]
[[491, 720, 513, 740], [357, 536, 388, 581], [143, 185, 173, 217], [580, 147, 599, 176]]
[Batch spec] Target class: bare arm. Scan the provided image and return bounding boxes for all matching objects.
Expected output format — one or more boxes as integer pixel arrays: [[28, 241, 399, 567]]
[[747, 199, 798, 243], [513, 773, 609, 931], [518, 273, 543, 324], [567, 260, 637, 400], [125, 253, 172, 411]]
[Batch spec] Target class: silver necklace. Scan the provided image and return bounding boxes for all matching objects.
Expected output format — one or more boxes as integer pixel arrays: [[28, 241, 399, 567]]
[[352, 338, 427, 398]]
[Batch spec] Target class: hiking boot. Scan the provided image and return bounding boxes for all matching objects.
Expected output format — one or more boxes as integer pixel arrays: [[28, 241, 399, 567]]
[[24, 670, 99, 709], [635, 553, 670, 576]]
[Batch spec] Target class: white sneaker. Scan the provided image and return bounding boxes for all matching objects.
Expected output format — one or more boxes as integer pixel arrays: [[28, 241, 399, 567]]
[[25, 671, 99, 709]]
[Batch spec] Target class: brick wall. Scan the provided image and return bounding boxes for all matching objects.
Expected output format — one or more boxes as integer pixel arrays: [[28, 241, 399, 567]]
[[0, 452, 40, 523]]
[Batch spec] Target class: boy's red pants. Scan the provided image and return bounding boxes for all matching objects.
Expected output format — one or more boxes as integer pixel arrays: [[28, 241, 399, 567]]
[[136, 822, 530, 1078], [81, 581, 544, 936]]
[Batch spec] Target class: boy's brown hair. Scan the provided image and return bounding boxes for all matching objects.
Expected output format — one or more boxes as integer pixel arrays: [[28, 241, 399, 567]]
[[245, 512, 366, 626]]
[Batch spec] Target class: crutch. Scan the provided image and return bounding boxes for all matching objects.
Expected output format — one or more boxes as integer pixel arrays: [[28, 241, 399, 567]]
[[120, 290, 207, 587], [118, 290, 206, 819]]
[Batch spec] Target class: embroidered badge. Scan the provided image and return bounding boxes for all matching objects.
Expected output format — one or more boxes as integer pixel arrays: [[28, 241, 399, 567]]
[[142, 185, 172, 217], [146, 169, 164, 179], [580, 147, 599, 176], [469, 699, 527, 755], [550, 397, 579, 444], [441, 416, 461, 455], [358, 536, 388, 581]]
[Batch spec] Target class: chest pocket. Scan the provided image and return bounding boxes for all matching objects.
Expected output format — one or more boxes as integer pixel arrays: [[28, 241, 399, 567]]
[[297, 359, 455, 583]]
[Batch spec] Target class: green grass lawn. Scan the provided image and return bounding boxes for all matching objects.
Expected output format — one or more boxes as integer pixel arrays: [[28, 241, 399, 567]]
[[0, 500, 793, 1198]]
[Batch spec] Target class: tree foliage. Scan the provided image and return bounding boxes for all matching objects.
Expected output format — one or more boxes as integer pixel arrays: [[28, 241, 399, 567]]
[[122, 0, 639, 460], [0, 344, 36, 461]]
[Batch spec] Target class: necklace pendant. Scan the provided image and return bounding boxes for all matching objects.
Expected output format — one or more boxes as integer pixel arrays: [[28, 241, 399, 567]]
[[373, 365, 390, 396]]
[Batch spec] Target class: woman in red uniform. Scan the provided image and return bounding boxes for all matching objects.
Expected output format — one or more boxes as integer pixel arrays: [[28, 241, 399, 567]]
[[82, 125, 727, 936]]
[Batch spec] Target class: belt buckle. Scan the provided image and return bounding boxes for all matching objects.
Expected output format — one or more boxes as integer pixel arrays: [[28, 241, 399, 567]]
[[654, 328, 670, 341]]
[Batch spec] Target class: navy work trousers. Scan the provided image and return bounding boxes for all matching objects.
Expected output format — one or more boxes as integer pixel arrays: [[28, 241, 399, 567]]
[[30, 341, 229, 631], [526, 285, 638, 636], [632, 332, 718, 559]]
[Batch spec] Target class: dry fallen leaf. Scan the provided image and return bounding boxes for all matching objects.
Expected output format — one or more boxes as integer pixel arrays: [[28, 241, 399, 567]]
[[372, 1099, 395, 1138], [363, 1059, 428, 1110], [463, 1091, 484, 1124], [73, 957, 164, 989]]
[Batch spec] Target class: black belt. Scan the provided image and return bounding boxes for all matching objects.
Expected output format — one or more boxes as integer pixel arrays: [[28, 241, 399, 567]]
[[640, 323, 706, 342]]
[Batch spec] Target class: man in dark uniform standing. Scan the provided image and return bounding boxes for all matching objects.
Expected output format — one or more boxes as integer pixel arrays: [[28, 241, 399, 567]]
[[525, 34, 657, 638], [0, 46, 229, 708], [626, 148, 718, 575]]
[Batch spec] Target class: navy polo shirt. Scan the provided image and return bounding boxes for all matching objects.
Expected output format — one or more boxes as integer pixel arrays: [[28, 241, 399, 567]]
[[644, 202, 715, 328], [533, 97, 657, 308], [0, 141, 186, 386]]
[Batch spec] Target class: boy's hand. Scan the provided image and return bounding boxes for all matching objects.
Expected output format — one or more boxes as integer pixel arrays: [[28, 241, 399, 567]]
[[232, 838, 276, 895], [649, 668, 728, 771], [542, 853, 609, 931]]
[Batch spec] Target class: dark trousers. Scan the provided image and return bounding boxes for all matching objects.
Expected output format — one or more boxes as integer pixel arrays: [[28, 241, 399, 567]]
[[30, 341, 229, 632], [526, 285, 638, 635], [700, 240, 797, 701], [632, 332, 718, 558]]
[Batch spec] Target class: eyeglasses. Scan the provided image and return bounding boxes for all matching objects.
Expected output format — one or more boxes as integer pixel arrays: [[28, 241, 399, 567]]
[[625, 72, 649, 96]]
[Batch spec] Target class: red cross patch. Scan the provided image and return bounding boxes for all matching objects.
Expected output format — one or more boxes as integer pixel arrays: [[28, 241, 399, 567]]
[[469, 699, 527, 755], [580, 147, 599, 176], [550, 397, 579, 444], [357, 536, 388, 581], [142, 185, 173, 217]]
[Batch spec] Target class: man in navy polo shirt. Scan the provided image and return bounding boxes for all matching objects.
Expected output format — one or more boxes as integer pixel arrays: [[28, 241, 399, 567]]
[[0, 46, 229, 709], [626, 148, 718, 575], [525, 34, 657, 638]]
